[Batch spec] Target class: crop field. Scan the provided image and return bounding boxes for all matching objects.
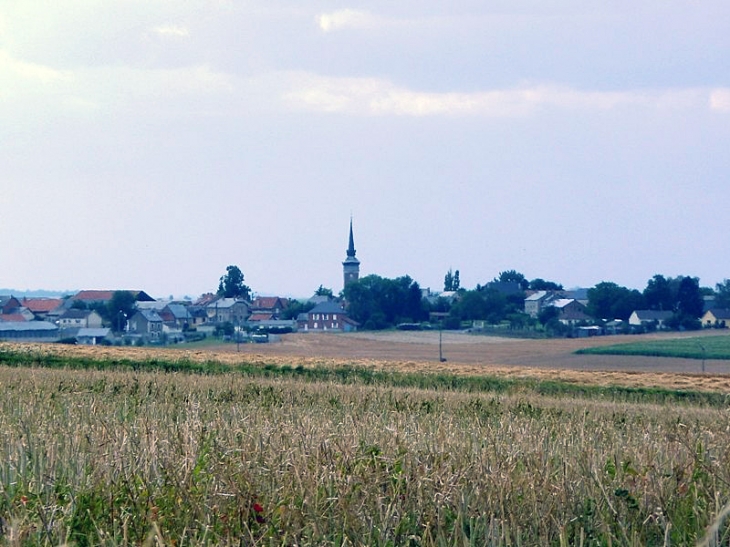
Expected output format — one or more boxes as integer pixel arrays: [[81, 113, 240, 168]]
[[576, 334, 730, 361], [1, 336, 730, 546]]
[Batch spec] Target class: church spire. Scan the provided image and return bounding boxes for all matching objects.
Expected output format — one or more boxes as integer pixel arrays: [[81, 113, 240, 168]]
[[346, 217, 356, 258], [342, 217, 360, 288]]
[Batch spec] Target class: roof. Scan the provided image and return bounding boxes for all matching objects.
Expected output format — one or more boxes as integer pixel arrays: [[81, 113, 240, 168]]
[[252, 296, 288, 309], [525, 291, 548, 301], [0, 321, 58, 332], [21, 298, 64, 313], [136, 310, 163, 322], [0, 314, 28, 322], [248, 312, 274, 322], [309, 301, 347, 315], [208, 298, 249, 310], [165, 304, 191, 319], [705, 308, 730, 320], [60, 309, 92, 319], [632, 310, 673, 321]]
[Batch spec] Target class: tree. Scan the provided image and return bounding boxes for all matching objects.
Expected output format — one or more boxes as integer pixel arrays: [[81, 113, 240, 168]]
[[643, 274, 674, 311], [715, 279, 730, 309], [676, 276, 703, 319], [342, 274, 427, 329], [107, 291, 136, 332], [529, 278, 563, 291], [587, 282, 645, 321], [217, 265, 251, 300], [314, 285, 333, 297], [496, 270, 529, 291], [444, 269, 460, 291]]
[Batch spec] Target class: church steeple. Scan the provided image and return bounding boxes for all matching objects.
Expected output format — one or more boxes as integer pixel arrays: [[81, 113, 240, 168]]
[[342, 217, 360, 288], [346, 218, 356, 258]]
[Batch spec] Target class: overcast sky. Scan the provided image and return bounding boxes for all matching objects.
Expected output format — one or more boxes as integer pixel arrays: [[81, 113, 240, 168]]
[[2, 1, 729, 299]]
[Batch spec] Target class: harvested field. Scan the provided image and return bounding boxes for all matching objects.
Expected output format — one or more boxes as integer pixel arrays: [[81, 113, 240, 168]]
[[4, 328, 730, 393]]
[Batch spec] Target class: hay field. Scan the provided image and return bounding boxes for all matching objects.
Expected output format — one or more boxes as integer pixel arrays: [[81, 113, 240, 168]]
[[5, 329, 730, 394]]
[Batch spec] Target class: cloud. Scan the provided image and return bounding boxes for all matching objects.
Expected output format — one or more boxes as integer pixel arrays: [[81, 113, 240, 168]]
[[283, 74, 712, 117], [317, 9, 379, 32], [710, 89, 730, 112], [0, 49, 71, 86], [153, 24, 190, 38]]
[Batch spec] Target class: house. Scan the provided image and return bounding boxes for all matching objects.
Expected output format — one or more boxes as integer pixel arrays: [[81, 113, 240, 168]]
[[0, 321, 59, 340], [0, 296, 22, 315], [701, 308, 730, 328], [159, 304, 192, 330], [251, 296, 289, 319], [303, 301, 357, 332], [57, 309, 103, 329], [206, 298, 251, 325], [628, 310, 673, 329], [549, 299, 591, 325], [524, 291, 563, 318], [128, 310, 164, 338], [76, 328, 111, 345], [20, 298, 64, 321], [0, 310, 34, 322]]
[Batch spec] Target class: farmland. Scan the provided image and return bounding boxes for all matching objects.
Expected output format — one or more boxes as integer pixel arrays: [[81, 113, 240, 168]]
[[1, 332, 730, 545]]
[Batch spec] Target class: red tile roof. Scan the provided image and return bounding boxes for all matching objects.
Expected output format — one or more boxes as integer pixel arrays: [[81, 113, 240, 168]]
[[248, 312, 274, 321], [0, 314, 28, 322], [253, 296, 288, 310], [21, 298, 64, 313]]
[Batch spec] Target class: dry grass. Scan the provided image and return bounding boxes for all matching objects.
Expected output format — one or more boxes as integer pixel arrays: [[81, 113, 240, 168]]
[[1, 363, 729, 545], [4, 339, 730, 394]]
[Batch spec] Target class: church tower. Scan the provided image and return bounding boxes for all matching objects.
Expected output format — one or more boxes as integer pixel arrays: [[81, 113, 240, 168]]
[[342, 218, 360, 288]]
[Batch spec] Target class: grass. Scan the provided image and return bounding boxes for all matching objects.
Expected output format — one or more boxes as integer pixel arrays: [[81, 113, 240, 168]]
[[1, 345, 729, 407], [1, 347, 730, 545], [576, 334, 730, 360]]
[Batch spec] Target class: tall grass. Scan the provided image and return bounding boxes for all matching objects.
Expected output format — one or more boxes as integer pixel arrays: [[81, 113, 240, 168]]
[[1, 365, 729, 545]]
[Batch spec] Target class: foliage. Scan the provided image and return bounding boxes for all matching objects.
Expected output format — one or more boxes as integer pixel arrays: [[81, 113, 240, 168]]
[[587, 282, 645, 321], [314, 285, 333, 297], [443, 268, 460, 291], [676, 276, 704, 319], [716, 279, 730, 309], [342, 274, 427, 329], [107, 290, 137, 332], [643, 274, 674, 311], [495, 269, 530, 291], [217, 265, 251, 300], [529, 278, 563, 291], [280, 299, 315, 320]]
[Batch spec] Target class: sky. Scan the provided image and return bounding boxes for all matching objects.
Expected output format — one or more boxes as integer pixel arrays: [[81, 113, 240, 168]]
[[2, 1, 729, 300]]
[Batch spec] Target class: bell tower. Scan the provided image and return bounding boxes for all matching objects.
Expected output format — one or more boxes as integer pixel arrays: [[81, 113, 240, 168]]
[[342, 218, 360, 288]]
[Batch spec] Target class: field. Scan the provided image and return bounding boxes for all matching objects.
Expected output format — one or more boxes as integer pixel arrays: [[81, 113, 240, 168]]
[[576, 334, 730, 361], [1, 332, 730, 546]]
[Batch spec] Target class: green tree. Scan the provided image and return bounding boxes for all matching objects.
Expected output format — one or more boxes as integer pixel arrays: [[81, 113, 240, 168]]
[[715, 279, 730, 309], [107, 291, 137, 332], [496, 270, 529, 291], [280, 299, 315, 320], [342, 274, 427, 329], [529, 278, 563, 291], [676, 276, 703, 318], [217, 265, 251, 300], [587, 282, 645, 321], [643, 274, 674, 311], [444, 269, 460, 291], [314, 285, 334, 297]]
